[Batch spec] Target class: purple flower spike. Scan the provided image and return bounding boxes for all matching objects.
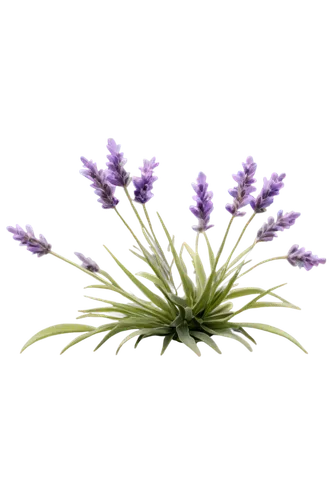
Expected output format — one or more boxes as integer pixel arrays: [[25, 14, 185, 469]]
[[225, 156, 257, 217], [287, 245, 326, 271], [7, 224, 51, 257], [80, 157, 119, 209], [190, 172, 214, 232], [106, 138, 131, 187], [133, 157, 159, 204], [74, 252, 99, 272], [256, 210, 301, 242], [250, 172, 286, 213]]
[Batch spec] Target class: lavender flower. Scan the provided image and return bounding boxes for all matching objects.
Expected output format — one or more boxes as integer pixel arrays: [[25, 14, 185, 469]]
[[133, 157, 159, 204], [80, 157, 119, 209], [190, 172, 214, 232], [225, 156, 257, 217], [287, 245, 326, 271], [250, 172, 286, 213], [7, 225, 51, 257], [256, 210, 301, 242], [74, 252, 99, 272], [106, 138, 131, 187]]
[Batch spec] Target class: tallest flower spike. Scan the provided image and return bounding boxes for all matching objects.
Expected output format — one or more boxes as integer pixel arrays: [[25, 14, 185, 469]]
[[190, 172, 214, 232], [106, 138, 131, 187], [225, 156, 257, 217]]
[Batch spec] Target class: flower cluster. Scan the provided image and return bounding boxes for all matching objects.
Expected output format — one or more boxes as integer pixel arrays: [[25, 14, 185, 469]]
[[190, 172, 214, 232], [287, 245, 326, 271], [80, 157, 119, 209], [6, 138, 327, 357], [7, 224, 51, 257], [106, 138, 131, 188], [133, 158, 159, 204], [226, 156, 257, 217], [256, 211, 301, 243]]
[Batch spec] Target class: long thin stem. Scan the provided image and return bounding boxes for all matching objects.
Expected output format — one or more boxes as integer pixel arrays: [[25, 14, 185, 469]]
[[223, 212, 256, 271], [115, 207, 142, 247], [214, 217, 234, 270], [124, 186, 149, 234], [233, 254, 287, 281], [195, 233, 199, 253], [50, 251, 111, 286]]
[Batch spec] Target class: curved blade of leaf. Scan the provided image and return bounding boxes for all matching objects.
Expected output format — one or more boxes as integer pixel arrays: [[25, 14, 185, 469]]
[[161, 333, 175, 355], [76, 313, 124, 320], [116, 330, 144, 354], [183, 243, 207, 291], [191, 331, 221, 354], [79, 305, 148, 318], [230, 283, 287, 318], [60, 324, 115, 354], [245, 301, 300, 310], [225, 322, 308, 353], [233, 326, 257, 345], [204, 232, 215, 271], [226, 287, 300, 308], [104, 245, 171, 315], [136, 272, 165, 288], [176, 323, 201, 356], [202, 325, 252, 352], [21, 324, 95, 353]]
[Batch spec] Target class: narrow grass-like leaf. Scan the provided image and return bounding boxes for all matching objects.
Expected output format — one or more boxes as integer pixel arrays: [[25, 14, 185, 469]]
[[230, 283, 287, 318], [176, 323, 201, 356], [157, 213, 194, 303], [79, 305, 147, 318], [116, 330, 145, 354], [225, 322, 308, 353], [246, 301, 299, 310], [183, 243, 207, 291], [136, 272, 165, 288], [226, 287, 300, 309], [202, 325, 253, 351], [233, 327, 257, 345], [104, 245, 172, 315], [161, 333, 175, 355], [60, 324, 115, 354], [204, 232, 215, 271], [191, 331, 221, 354], [21, 324, 95, 353], [76, 313, 124, 320]]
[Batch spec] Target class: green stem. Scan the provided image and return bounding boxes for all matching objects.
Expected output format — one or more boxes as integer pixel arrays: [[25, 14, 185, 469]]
[[115, 207, 142, 247], [214, 217, 234, 270], [124, 186, 150, 234], [49, 250, 113, 289], [195, 233, 199, 253], [223, 212, 256, 271], [204, 232, 215, 271], [233, 253, 287, 281]]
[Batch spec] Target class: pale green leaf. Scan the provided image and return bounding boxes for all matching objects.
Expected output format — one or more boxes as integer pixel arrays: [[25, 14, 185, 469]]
[[176, 323, 201, 356], [60, 324, 115, 354], [191, 331, 221, 354], [161, 333, 175, 355], [104, 245, 172, 315], [225, 322, 308, 353], [21, 324, 95, 353]]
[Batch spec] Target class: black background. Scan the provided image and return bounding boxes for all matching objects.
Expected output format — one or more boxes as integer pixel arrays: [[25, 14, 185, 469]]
[[0, 110, 330, 362]]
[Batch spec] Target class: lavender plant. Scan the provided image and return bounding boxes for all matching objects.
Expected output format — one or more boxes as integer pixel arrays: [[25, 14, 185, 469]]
[[7, 142, 326, 356]]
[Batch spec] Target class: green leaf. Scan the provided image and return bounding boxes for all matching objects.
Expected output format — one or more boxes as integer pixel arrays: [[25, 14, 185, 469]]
[[161, 333, 175, 355], [226, 287, 300, 309], [21, 324, 95, 353], [230, 283, 287, 318], [167, 293, 188, 308], [60, 324, 115, 354], [104, 245, 172, 315], [157, 213, 194, 303], [245, 301, 299, 310], [116, 330, 145, 354], [79, 304, 147, 318], [191, 331, 221, 354], [76, 313, 124, 320], [183, 243, 207, 291], [233, 326, 257, 345], [136, 272, 165, 288], [202, 326, 253, 352], [227, 245, 253, 270], [84, 284, 113, 290], [84, 295, 168, 321], [176, 323, 201, 356], [204, 232, 215, 271], [225, 322, 308, 353]]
